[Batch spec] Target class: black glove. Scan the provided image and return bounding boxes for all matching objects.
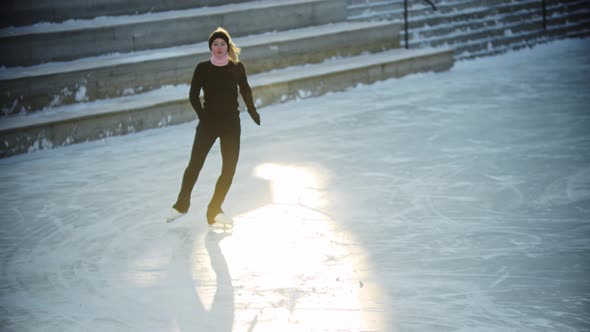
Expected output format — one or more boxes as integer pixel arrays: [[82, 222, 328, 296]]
[[248, 109, 261, 126]]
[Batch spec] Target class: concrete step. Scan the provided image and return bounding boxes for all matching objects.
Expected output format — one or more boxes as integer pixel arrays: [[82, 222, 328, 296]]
[[348, 0, 590, 29], [0, 20, 401, 115], [348, 0, 515, 21], [406, 2, 590, 56], [545, 17, 590, 38], [347, 0, 404, 20], [415, 0, 527, 17], [410, 17, 543, 50], [452, 28, 547, 59], [404, 0, 542, 30], [411, 18, 541, 47], [0, 0, 346, 67], [419, 15, 590, 59], [377, 0, 588, 33], [0, 0, 250, 28], [0, 47, 454, 157], [407, 6, 542, 40], [545, 1, 590, 26]]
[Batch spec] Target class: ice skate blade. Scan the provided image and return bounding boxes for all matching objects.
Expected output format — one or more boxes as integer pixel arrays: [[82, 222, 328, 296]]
[[208, 222, 233, 234]]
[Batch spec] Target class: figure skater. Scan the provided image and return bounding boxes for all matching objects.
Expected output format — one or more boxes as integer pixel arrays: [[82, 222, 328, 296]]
[[169, 27, 260, 226]]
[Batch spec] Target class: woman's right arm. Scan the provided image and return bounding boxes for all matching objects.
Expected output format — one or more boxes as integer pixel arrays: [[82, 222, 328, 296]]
[[189, 64, 205, 120]]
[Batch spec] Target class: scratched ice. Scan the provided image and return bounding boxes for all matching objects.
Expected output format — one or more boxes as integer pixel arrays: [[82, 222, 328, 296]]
[[1, 38, 589, 331]]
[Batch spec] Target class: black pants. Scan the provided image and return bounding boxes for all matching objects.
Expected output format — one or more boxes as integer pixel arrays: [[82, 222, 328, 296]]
[[174, 116, 240, 214]]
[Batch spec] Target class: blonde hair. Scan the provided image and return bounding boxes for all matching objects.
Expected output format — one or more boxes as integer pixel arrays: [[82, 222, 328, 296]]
[[209, 27, 241, 63]]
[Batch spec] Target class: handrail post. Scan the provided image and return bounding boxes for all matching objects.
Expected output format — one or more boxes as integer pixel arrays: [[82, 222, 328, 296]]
[[404, 0, 409, 49]]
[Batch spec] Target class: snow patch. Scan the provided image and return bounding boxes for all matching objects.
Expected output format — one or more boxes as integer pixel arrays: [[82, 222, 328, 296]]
[[27, 138, 53, 153], [75, 84, 87, 102], [158, 115, 173, 127], [122, 88, 135, 96], [2, 97, 21, 116], [297, 90, 312, 99], [47, 94, 62, 109]]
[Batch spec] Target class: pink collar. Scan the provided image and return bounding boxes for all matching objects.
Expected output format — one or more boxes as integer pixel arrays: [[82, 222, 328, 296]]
[[210, 53, 229, 67]]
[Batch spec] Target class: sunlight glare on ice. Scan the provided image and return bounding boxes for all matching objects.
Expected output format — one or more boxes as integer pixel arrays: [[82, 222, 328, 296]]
[[254, 163, 324, 206], [193, 163, 389, 331]]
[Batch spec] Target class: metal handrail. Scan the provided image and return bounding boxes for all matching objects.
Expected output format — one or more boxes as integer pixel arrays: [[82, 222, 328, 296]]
[[404, 0, 438, 49]]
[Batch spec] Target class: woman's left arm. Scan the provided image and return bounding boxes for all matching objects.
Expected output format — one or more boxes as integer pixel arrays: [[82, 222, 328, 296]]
[[238, 63, 261, 126]]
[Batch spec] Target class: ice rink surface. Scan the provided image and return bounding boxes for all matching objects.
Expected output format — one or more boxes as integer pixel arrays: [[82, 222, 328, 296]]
[[1, 38, 589, 331]]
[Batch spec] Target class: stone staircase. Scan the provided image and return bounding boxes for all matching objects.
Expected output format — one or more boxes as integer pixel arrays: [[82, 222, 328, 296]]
[[0, 0, 251, 28], [348, 0, 590, 59], [0, 0, 454, 157]]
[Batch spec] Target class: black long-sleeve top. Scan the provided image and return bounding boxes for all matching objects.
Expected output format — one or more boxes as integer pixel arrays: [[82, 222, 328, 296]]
[[189, 60, 256, 121]]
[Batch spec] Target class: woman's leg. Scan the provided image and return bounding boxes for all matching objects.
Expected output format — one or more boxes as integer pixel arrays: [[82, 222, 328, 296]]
[[174, 123, 216, 213], [207, 123, 241, 221]]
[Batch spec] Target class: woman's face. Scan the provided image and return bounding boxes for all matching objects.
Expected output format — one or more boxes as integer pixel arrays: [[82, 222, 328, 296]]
[[211, 38, 228, 57]]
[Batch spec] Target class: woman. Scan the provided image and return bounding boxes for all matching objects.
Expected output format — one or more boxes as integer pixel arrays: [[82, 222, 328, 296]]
[[170, 27, 261, 226]]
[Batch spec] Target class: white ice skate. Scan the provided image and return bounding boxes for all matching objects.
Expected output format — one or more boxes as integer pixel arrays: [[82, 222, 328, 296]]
[[210, 212, 234, 229], [165, 208, 185, 223]]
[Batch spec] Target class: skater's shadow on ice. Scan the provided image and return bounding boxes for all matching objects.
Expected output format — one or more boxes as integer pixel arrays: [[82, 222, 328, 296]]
[[203, 230, 234, 331], [168, 229, 234, 332], [168, 162, 387, 331], [215, 163, 389, 331]]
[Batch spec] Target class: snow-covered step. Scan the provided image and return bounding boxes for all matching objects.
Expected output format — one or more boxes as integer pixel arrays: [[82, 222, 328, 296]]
[[433, 0, 588, 30], [348, 0, 514, 21], [451, 27, 548, 59], [0, 0, 250, 28], [0, 21, 400, 116], [0, 0, 346, 67], [348, 0, 404, 20], [411, 0, 521, 18], [545, 1, 590, 27], [408, 14, 544, 48], [445, 3, 589, 45], [0, 47, 454, 157], [348, 0, 589, 59], [378, 0, 589, 59], [406, 0, 590, 58], [408, 7, 541, 40], [454, 13, 590, 60], [402, 0, 541, 30]]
